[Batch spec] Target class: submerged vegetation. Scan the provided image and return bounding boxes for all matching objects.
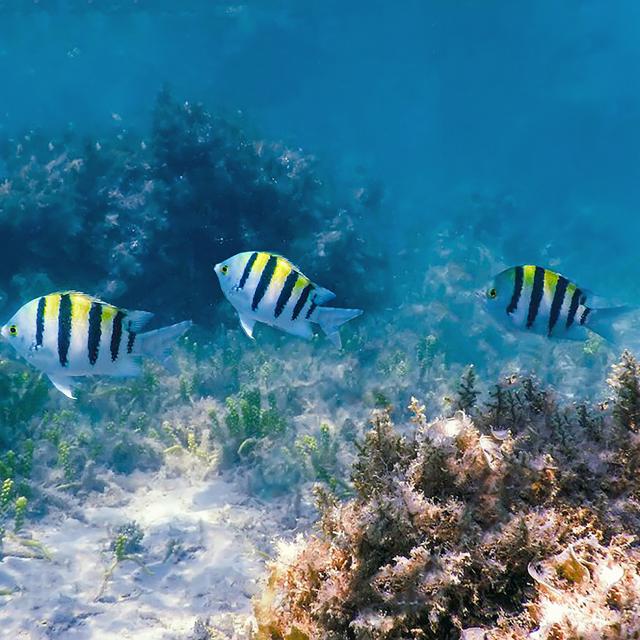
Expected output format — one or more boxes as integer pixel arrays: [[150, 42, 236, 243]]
[[0, 88, 387, 324], [254, 353, 640, 639], [0, 89, 638, 639]]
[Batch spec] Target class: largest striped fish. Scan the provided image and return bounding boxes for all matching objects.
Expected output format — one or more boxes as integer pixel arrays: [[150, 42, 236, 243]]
[[0, 291, 191, 398], [214, 251, 363, 348], [484, 265, 632, 342]]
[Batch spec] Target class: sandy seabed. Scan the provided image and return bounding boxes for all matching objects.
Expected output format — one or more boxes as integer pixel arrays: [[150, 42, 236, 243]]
[[0, 464, 289, 639]]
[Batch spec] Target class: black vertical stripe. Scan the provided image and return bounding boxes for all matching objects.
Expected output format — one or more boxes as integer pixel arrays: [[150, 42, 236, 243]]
[[305, 300, 317, 320], [251, 255, 278, 311], [274, 271, 299, 318], [506, 266, 524, 314], [238, 252, 257, 290], [566, 288, 582, 328], [526, 266, 545, 329], [110, 310, 124, 362], [579, 307, 591, 326], [292, 283, 314, 320], [58, 294, 72, 367], [548, 276, 568, 336], [35, 297, 46, 348], [87, 302, 103, 365], [127, 332, 137, 354]]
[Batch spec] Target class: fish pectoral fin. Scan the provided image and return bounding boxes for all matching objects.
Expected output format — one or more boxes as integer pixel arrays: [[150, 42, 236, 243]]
[[239, 314, 256, 340], [47, 374, 77, 400]]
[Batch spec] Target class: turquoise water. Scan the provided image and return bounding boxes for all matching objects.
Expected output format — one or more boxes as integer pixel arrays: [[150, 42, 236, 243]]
[[0, 2, 639, 637]]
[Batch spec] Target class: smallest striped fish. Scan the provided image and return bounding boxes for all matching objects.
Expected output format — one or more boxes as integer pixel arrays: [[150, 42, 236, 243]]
[[214, 251, 363, 348], [483, 265, 633, 342], [1, 291, 191, 398]]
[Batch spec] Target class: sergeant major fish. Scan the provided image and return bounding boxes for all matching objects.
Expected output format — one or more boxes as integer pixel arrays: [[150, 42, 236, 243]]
[[214, 251, 363, 348], [0, 291, 192, 398], [483, 265, 632, 342]]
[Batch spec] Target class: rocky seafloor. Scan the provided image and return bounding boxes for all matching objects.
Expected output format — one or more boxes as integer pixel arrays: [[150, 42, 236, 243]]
[[0, 93, 639, 639]]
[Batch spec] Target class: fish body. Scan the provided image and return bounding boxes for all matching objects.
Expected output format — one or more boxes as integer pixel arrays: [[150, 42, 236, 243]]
[[484, 265, 630, 342], [1, 291, 191, 398], [214, 251, 362, 348]]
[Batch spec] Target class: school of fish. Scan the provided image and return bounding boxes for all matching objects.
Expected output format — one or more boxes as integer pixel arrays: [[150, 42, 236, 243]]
[[0, 254, 634, 398]]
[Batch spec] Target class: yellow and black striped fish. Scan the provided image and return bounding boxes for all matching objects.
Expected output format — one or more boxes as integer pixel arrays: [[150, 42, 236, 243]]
[[214, 251, 362, 348], [484, 265, 631, 341], [1, 291, 191, 398]]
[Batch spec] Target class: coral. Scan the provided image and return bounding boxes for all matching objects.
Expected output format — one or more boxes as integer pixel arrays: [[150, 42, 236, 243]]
[[254, 354, 640, 639]]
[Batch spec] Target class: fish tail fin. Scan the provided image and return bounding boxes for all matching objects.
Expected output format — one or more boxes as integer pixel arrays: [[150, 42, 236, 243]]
[[587, 306, 636, 344], [137, 320, 192, 371], [314, 307, 363, 349]]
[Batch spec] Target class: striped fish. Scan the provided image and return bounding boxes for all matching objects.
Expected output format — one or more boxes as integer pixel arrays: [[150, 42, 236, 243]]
[[0, 291, 191, 398], [484, 265, 631, 342], [214, 251, 363, 348]]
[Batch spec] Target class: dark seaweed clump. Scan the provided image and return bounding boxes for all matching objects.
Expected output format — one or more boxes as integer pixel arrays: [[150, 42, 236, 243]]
[[254, 351, 640, 639], [0, 88, 387, 323]]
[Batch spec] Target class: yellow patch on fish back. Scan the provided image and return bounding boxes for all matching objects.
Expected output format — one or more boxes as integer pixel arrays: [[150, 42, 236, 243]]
[[293, 273, 310, 289], [100, 304, 118, 328], [70, 293, 92, 328], [272, 255, 292, 286], [252, 252, 271, 278], [544, 269, 559, 293], [523, 265, 536, 286], [44, 293, 61, 321]]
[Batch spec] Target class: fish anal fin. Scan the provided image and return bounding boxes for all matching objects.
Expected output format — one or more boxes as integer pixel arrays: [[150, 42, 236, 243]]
[[315, 307, 363, 349], [285, 321, 314, 341], [113, 359, 142, 378]]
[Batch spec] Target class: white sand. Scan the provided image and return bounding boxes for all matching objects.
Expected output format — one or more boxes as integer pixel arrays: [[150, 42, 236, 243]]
[[0, 465, 293, 639]]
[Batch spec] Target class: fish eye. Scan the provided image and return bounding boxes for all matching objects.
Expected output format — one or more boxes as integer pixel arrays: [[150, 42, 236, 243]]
[[8, 325, 17, 336], [487, 288, 497, 299], [221, 265, 229, 275]]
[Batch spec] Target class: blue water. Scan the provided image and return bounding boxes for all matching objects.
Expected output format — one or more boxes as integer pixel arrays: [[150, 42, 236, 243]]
[[0, 1, 638, 383], [1, 3, 640, 636], [3, 2, 640, 249], [0, 2, 638, 389]]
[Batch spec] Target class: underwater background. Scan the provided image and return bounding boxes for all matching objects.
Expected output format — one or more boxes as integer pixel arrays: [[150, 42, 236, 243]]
[[1, 2, 640, 639]]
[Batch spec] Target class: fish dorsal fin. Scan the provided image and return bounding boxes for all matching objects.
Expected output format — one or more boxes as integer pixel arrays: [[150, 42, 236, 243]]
[[47, 374, 76, 399], [265, 252, 313, 281], [53, 292, 153, 331], [579, 289, 615, 309], [54, 291, 117, 309], [312, 286, 336, 305], [56, 290, 105, 302], [123, 310, 154, 332]]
